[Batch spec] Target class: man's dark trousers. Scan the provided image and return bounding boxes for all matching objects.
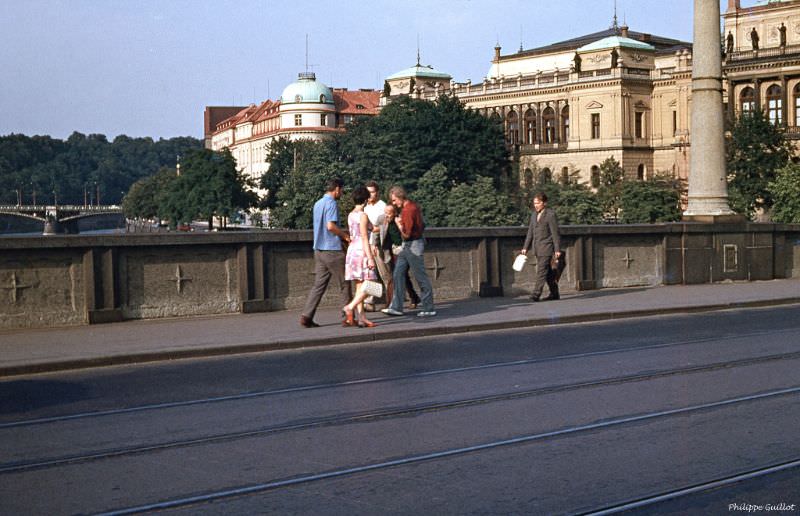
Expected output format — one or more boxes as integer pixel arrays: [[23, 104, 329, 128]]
[[532, 256, 559, 299], [302, 250, 350, 320]]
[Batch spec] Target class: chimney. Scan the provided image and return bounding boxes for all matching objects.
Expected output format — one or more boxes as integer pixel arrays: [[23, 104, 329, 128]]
[[494, 44, 501, 62], [727, 0, 740, 11], [620, 25, 629, 38]]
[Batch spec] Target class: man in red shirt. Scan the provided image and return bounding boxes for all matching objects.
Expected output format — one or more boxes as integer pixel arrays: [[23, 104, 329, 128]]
[[382, 186, 436, 317]]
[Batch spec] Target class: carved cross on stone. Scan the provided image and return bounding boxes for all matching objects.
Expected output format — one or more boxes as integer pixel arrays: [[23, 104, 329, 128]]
[[621, 250, 635, 269], [2, 272, 32, 304], [425, 255, 446, 280], [169, 265, 192, 294]]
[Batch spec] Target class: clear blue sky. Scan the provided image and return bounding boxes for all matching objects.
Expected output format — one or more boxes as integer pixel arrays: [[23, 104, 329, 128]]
[[1, 0, 738, 141]]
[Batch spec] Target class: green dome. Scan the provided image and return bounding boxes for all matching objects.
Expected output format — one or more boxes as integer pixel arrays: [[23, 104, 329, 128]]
[[578, 36, 655, 52], [386, 64, 451, 81], [280, 73, 334, 105]]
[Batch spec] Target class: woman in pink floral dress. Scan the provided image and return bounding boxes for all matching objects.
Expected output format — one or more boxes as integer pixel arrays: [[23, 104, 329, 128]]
[[343, 186, 378, 327]]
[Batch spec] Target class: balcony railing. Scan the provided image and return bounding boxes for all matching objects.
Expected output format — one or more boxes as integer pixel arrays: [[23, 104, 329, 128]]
[[726, 44, 800, 63]]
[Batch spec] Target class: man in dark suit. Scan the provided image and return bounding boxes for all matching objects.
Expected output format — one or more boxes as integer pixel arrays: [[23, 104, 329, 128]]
[[520, 192, 562, 302]]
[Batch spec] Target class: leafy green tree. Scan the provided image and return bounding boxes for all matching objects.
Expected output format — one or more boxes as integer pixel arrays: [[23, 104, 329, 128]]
[[269, 143, 345, 229], [445, 176, 519, 227], [597, 156, 624, 221], [160, 149, 257, 229], [0, 132, 201, 205], [122, 167, 178, 220], [619, 176, 682, 223], [726, 109, 794, 218], [767, 162, 800, 223], [414, 164, 453, 227], [554, 183, 603, 225], [334, 95, 508, 189]]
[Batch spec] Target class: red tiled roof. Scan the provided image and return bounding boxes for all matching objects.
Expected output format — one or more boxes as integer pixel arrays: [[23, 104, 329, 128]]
[[333, 89, 381, 115]]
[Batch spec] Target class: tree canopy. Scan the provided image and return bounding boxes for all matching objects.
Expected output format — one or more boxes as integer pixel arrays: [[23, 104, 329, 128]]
[[122, 149, 257, 229], [0, 132, 202, 205], [726, 109, 794, 218]]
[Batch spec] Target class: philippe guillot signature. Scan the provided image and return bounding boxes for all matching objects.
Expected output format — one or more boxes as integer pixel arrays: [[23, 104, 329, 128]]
[[729, 502, 797, 513]]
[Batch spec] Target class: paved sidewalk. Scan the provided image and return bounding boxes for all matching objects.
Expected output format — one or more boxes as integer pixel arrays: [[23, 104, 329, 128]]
[[1, 279, 798, 377]]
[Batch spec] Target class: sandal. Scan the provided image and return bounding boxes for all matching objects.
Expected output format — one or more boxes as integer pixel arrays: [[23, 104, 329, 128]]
[[342, 307, 355, 327], [358, 320, 377, 328]]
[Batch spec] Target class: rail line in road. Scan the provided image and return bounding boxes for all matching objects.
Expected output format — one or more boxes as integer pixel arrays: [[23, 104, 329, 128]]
[[3, 348, 800, 476], [3, 325, 797, 430], [94, 386, 800, 516], [582, 458, 800, 515]]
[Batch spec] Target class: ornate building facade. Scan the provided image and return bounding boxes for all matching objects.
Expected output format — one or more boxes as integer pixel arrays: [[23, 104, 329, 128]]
[[204, 72, 380, 198], [723, 0, 800, 141], [450, 24, 694, 189], [382, 23, 693, 189]]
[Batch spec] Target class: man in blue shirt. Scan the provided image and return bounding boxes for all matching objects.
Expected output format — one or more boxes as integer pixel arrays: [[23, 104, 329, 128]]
[[300, 178, 351, 328]]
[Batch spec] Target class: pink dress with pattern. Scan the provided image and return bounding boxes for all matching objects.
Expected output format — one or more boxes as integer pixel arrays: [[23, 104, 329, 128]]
[[345, 210, 377, 281]]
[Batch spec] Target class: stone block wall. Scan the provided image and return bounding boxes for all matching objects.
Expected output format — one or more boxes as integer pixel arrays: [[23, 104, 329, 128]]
[[1, 223, 798, 329]]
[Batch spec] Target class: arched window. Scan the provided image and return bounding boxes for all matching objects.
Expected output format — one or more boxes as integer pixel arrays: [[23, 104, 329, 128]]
[[637, 164, 646, 180], [740, 87, 755, 116], [523, 168, 534, 189], [524, 109, 537, 144], [506, 110, 519, 145], [561, 106, 570, 142], [561, 167, 570, 184], [543, 107, 556, 144], [766, 85, 783, 125], [591, 166, 601, 188], [794, 84, 800, 127], [540, 167, 553, 183]]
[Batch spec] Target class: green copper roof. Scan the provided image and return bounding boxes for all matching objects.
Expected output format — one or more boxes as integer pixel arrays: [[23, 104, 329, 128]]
[[280, 73, 335, 105], [578, 36, 655, 52], [386, 64, 451, 81]]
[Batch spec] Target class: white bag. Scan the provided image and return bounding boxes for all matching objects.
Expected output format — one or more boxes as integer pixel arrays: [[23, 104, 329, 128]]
[[362, 280, 383, 298], [512, 254, 528, 272]]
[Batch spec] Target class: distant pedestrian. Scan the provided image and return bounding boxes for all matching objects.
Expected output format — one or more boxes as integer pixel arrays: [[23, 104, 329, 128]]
[[520, 192, 562, 302], [380, 203, 421, 309], [363, 180, 388, 311], [300, 178, 351, 328], [343, 186, 379, 328], [382, 186, 435, 317]]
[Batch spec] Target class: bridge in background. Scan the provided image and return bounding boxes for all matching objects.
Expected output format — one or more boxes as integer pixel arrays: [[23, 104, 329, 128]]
[[0, 205, 125, 235]]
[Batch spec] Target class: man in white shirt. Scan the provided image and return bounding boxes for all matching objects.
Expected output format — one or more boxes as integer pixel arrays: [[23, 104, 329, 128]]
[[364, 180, 388, 310]]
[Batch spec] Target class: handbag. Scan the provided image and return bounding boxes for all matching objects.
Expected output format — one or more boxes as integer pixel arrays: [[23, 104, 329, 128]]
[[362, 280, 383, 298], [550, 251, 567, 282]]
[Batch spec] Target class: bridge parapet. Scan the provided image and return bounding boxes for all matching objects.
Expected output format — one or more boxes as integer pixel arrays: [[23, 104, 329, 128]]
[[1, 224, 798, 329]]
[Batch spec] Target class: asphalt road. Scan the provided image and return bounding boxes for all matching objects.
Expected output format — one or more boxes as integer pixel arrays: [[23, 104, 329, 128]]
[[1, 305, 799, 515]]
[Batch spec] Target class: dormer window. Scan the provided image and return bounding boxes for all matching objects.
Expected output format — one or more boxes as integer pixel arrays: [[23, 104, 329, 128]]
[[319, 94, 326, 103], [356, 104, 365, 109], [294, 94, 302, 103]]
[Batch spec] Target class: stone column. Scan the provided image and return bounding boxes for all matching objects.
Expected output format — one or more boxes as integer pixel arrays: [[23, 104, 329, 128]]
[[684, 0, 739, 220]]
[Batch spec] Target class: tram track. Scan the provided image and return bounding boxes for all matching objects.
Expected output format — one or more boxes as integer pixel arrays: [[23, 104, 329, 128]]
[[581, 457, 800, 515], [2, 325, 797, 430], [94, 385, 800, 516], [3, 349, 800, 476]]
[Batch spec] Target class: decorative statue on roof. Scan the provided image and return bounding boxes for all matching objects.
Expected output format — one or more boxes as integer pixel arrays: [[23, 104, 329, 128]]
[[779, 23, 787, 48], [750, 27, 759, 50], [610, 48, 619, 68], [573, 52, 582, 73], [726, 31, 734, 55]]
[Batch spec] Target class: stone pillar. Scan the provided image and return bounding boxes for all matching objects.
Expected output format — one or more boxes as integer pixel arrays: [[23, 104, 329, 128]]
[[684, 0, 740, 221]]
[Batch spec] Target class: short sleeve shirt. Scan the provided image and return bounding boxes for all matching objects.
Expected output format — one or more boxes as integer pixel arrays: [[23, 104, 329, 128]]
[[312, 193, 342, 251]]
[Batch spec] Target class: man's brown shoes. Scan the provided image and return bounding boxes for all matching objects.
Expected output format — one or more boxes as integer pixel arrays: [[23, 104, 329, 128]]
[[300, 315, 320, 328]]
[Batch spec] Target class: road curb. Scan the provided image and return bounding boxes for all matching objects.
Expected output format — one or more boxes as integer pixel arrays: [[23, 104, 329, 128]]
[[2, 297, 798, 378]]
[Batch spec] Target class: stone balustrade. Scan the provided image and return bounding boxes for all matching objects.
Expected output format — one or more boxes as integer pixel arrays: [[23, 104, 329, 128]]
[[1, 223, 798, 329]]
